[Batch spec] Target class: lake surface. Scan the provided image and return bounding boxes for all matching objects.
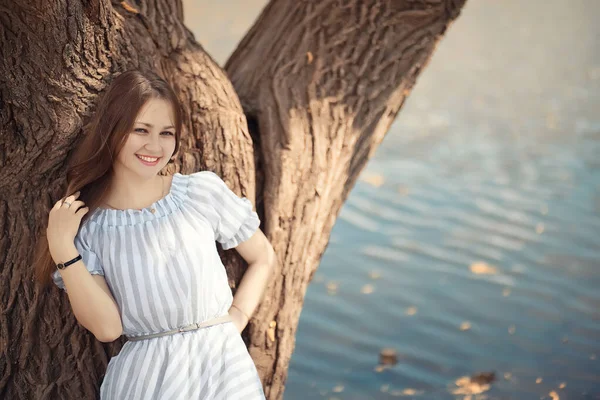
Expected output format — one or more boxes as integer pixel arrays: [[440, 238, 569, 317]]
[[283, 1, 600, 399], [183, 0, 600, 398]]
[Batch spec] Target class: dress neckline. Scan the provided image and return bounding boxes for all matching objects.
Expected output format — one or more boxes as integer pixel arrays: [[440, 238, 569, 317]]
[[89, 172, 189, 227], [97, 174, 177, 213]]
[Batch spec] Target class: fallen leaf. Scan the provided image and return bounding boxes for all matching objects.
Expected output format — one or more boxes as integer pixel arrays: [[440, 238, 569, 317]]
[[549, 390, 560, 400], [502, 288, 511, 297], [470, 262, 498, 275], [405, 306, 418, 316], [536, 377, 543, 384], [508, 325, 516, 335], [451, 375, 491, 396], [390, 388, 423, 397], [559, 382, 566, 389], [369, 271, 381, 279], [470, 372, 495, 385], [332, 385, 344, 393], [455, 376, 470, 386], [361, 173, 385, 187], [379, 348, 398, 365], [327, 282, 338, 295], [460, 321, 472, 331], [536, 223, 545, 234], [361, 284, 374, 294]]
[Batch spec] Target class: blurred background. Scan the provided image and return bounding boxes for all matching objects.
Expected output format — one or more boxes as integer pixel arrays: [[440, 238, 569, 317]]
[[183, 0, 600, 398]]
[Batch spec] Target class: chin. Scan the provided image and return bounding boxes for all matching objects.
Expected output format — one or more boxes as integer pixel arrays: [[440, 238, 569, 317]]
[[136, 164, 165, 176], [122, 161, 164, 178]]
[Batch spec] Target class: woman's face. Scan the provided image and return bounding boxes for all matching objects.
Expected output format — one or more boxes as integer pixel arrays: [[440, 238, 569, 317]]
[[115, 98, 177, 180]]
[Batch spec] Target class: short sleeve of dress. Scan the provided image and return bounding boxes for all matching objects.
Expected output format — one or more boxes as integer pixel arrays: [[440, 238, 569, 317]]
[[188, 171, 260, 250], [52, 228, 105, 292]]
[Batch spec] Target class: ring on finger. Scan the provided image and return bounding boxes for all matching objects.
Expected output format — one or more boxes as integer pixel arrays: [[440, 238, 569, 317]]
[[63, 201, 72, 207]]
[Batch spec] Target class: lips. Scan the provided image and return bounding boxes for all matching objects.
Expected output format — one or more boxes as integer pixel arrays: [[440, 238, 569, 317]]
[[136, 154, 161, 166]]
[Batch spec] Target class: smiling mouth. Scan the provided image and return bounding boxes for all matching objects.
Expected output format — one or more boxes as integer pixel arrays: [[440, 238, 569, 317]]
[[136, 154, 161, 164]]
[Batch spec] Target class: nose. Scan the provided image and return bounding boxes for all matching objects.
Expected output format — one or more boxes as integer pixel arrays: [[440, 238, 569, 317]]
[[143, 133, 162, 153]]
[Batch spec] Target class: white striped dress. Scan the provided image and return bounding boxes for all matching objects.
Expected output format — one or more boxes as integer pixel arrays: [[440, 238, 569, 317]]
[[52, 171, 266, 400]]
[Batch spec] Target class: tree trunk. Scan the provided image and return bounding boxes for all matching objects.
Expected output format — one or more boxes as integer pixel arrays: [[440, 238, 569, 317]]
[[0, 0, 465, 398], [225, 0, 466, 397]]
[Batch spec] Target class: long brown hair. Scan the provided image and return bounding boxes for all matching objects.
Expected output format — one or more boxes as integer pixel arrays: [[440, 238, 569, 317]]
[[33, 69, 182, 288]]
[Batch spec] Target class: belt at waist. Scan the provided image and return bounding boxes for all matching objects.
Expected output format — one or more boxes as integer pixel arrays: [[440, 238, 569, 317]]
[[126, 314, 233, 342]]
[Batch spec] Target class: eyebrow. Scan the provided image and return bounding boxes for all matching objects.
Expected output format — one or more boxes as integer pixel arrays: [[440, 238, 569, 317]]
[[136, 122, 175, 130]]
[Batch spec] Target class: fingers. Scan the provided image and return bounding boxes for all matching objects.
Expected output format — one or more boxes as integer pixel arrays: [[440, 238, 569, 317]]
[[68, 200, 85, 210], [65, 191, 81, 202], [75, 206, 90, 217], [60, 191, 81, 208], [62, 199, 86, 214], [53, 191, 81, 211]]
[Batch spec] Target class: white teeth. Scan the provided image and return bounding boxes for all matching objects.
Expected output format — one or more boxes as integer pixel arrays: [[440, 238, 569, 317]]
[[137, 155, 159, 162]]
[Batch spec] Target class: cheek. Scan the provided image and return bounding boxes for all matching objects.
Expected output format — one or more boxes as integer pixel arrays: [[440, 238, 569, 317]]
[[164, 137, 177, 153], [118, 137, 142, 160]]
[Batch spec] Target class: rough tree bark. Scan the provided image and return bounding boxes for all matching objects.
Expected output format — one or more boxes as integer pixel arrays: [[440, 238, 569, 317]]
[[0, 0, 465, 398]]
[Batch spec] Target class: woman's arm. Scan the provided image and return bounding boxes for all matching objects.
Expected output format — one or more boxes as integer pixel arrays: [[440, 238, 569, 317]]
[[54, 244, 123, 342], [227, 228, 276, 332]]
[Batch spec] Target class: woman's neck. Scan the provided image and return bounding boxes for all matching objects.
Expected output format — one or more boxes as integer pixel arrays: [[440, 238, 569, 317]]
[[102, 172, 168, 211]]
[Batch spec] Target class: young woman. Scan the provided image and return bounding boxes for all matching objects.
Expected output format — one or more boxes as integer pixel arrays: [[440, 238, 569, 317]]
[[34, 69, 274, 399]]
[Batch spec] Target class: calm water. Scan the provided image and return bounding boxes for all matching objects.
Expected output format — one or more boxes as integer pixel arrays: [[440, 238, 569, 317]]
[[283, 1, 600, 399], [183, 0, 600, 398]]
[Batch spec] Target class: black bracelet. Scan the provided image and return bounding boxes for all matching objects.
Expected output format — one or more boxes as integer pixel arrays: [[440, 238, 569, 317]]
[[57, 254, 82, 270]]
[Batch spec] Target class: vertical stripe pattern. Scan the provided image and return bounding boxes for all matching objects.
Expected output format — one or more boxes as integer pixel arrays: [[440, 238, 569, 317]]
[[52, 172, 264, 399]]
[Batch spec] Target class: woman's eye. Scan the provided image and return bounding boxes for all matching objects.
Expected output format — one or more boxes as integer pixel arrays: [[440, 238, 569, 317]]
[[134, 128, 174, 136]]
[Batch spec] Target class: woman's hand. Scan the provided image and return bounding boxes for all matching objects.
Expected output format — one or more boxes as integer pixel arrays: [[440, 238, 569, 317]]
[[228, 305, 249, 333], [47, 191, 89, 262]]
